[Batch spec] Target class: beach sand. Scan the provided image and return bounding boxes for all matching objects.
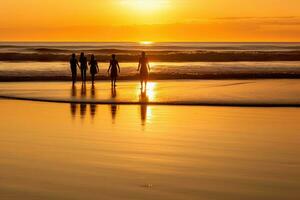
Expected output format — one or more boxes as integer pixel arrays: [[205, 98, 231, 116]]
[[0, 95, 299, 199]]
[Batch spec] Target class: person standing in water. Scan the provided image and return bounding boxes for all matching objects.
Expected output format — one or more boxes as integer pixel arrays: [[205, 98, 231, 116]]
[[70, 53, 79, 85], [79, 52, 88, 83], [137, 52, 151, 90], [89, 55, 99, 85], [107, 54, 120, 87]]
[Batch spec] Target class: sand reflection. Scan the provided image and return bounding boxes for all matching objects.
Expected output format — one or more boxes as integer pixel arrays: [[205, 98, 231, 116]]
[[70, 84, 98, 119], [144, 82, 156, 101], [90, 85, 97, 119], [137, 82, 156, 125], [80, 84, 87, 119], [70, 85, 77, 118], [69, 82, 156, 125], [110, 87, 118, 123], [139, 89, 151, 126]]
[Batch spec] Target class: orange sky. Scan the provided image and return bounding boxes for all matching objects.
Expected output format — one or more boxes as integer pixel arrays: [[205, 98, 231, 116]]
[[1, 0, 300, 42]]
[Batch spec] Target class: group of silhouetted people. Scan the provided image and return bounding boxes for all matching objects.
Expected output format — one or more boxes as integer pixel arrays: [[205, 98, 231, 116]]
[[70, 52, 150, 89], [70, 53, 99, 85]]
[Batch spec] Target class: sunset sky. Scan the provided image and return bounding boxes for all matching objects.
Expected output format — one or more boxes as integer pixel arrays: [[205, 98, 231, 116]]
[[1, 0, 300, 42]]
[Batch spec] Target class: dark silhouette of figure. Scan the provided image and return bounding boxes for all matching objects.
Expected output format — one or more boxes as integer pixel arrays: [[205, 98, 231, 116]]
[[79, 52, 88, 83], [90, 85, 97, 119], [70, 53, 80, 85], [70, 84, 77, 118], [110, 87, 118, 123], [137, 52, 151, 90], [89, 55, 99, 85], [107, 54, 120, 87], [80, 83, 87, 118], [140, 89, 149, 126]]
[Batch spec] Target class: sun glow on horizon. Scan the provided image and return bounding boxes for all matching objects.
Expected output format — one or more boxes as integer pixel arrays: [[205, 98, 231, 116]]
[[1, 0, 300, 41], [121, 0, 170, 12], [139, 41, 154, 45]]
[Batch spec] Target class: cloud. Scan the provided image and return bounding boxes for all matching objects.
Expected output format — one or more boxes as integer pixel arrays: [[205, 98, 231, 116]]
[[213, 16, 297, 20], [180, 16, 300, 27]]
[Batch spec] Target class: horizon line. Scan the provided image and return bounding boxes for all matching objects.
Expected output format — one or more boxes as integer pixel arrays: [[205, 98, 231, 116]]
[[0, 41, 300, 43]]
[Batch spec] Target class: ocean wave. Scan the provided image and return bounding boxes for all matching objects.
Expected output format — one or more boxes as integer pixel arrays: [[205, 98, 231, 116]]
[[1, 60, 300, 81], [0, 51, 300, 62]]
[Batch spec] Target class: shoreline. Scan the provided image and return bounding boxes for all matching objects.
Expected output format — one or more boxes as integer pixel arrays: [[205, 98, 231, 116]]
[[1, 51, 300, 62], [1, 95, 300, 107], [1, 74, 300, 82]]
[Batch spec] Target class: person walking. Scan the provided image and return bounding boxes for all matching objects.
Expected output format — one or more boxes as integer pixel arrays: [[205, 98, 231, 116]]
[[70, 53, 79, 85], [137, 52, 151, 90], [79, 52, 88, 83], [107, 54, 120, 87], [89, 54, 99, 85]]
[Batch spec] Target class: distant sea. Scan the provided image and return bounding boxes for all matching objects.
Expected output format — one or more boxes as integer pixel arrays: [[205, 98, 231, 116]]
[[0, 42, 300, 80]]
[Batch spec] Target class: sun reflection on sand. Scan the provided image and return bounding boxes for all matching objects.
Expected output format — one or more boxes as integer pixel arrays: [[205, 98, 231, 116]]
[[144, 82, 157, 101], [138, 82, 156, 125]]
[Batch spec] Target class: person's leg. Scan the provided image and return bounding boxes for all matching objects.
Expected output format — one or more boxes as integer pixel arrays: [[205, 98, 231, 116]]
[[114, 77, 117, 87], [81, 70, 84, 82], [83, 70, 86, 82], [91, 74, 94, 85], [72, 72, 75, 85], [85, 70, 87, 82]]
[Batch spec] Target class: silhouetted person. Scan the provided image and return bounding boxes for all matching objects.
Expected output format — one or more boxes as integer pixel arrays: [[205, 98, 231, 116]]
[[137, 52, 151, 90], [70, 84, 77, 118], [80, 83, 87, 118], [70, 53, 80, 85], [90, 85, 97, 119], [89, 55, 99, 85], [107, 54, 120, 87], [79, 52, 88, 83]]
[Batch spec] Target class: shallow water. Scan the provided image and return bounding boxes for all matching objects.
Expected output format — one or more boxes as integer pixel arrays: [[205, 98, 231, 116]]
[[1, 61, 300, 80], [0, 80, 300, 106], [0, 100, 299, 200]]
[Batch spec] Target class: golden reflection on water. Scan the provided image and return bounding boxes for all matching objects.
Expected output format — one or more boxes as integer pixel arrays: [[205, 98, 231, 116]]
[[70, 84, 99, 120], [144, 82, 156, 101], [90, 85, 97, 119], [80, 84, 87, 119], [69, 83, 156, 125], [138, 83, 155, 125], [70, 85, 77, 118], [110, 87, 118, 123]]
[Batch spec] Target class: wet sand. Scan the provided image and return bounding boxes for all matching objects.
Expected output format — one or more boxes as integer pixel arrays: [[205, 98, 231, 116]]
[[0, 99, 299, 200], [0, 80, 300, 106]]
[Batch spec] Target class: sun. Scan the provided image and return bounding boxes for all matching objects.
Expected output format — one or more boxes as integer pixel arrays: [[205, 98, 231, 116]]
[[139, 41, 154, 45], [121, 0, 169, 12]]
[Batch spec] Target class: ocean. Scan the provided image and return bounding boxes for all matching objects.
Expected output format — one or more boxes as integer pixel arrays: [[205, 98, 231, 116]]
[[0, 42, 300, 81]]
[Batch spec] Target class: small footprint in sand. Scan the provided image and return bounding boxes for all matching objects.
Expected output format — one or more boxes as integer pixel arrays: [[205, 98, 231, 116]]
[[141, 184, 153, 189]]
